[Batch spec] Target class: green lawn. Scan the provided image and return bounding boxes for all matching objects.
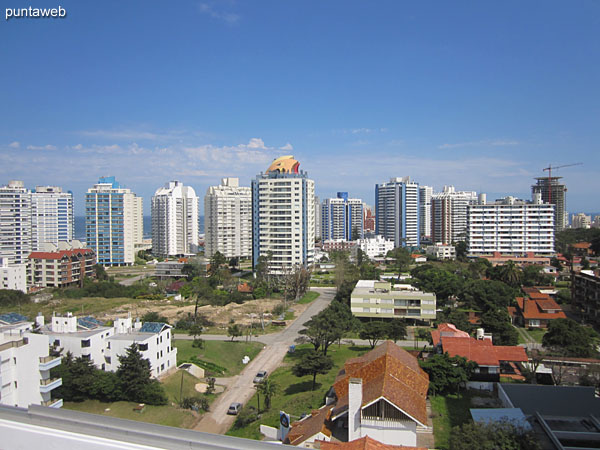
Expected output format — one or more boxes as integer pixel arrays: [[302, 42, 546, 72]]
[[174, 339, 264, 376], [226, 343, 371, 440], [0, 296, 148, 319], [298, 291, 320, 305], [527, 328, 547, 343], [63, 370, 203, 428], [430, 392, 485, 450]]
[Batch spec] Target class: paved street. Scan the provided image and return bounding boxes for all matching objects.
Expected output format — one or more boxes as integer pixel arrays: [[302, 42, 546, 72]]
[[192, 287, 336, 434]]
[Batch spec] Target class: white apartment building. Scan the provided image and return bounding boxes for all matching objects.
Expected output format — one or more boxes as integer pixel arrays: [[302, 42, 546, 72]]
[[252, 156, 315, 274], [0, 313, 62, 408], [152, 181, 199, 257], [358, 236, 395, 260], [425, 243, 456, 260], [31, 186, 73, 251], [204, 178, 252, 259], [0, 180, 31, 265], [314, 195, 322, 240], [85, 177, 143, 266], [467, 193, 555, 257], [375, 177, 420, 247], [0, 257, 27, 292], [321, 192, 364, 241], [42, 314, 176, 378], [431, 186, 477, 245], [419, 185, 433, 240], [572, 213, 592, 229]]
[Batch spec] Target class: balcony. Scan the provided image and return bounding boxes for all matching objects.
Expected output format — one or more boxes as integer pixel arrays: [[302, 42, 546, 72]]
[[40, 377, 62, 393], [39, 355, 61, 371], [42, 398, 63, 408]]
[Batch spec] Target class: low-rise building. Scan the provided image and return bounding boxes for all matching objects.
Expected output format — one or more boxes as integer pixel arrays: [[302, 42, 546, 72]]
[[41, 314, 176, 378], [425, 243, 456, 260], [357, 236, 394, 260], [572, 269, 600, 327], [510, 294, 566, 328], [0, 257, 26, 292], [283, 342, 429, 447], [27, 241, 95, 289], [154, 260, 185, 279], [0, 313, 62, 408], [480, 251, 551, 267], [350, 280, 436, 324]]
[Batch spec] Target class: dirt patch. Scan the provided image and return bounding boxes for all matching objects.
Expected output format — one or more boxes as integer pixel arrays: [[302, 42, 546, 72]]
[[96, 297, 313, 328], [471, 396, 501, 407]]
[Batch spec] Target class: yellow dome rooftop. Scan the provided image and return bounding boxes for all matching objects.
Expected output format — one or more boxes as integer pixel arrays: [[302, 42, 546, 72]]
[[266, 155, 300, 174]]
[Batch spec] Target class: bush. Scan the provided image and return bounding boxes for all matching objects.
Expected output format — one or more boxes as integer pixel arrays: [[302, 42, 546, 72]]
[[0, 289, 30, 307], [180, 395, 210, 412], [233, 406, 259, 428]]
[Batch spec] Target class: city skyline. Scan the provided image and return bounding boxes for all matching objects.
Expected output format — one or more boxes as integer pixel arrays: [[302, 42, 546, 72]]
[[2, 1, 598, 215]]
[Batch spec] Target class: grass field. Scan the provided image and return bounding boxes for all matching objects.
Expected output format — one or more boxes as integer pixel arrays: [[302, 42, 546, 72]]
[[226, 343, 371, 440], [430, 391, 486, 449], [174, 339, 264, 376], [298, 291, 320, 305], [0, 295, 149, 319]]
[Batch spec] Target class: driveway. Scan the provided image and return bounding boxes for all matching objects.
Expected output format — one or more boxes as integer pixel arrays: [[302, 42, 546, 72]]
[[192, 288, 336, 434]]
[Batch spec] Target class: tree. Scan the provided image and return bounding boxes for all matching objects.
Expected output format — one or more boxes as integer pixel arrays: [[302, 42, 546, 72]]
[[141, 311, 169, 324], [298, 300, 358, 355], [256, 378, 278, 411], [410, 265, 464, 307], [94, 264, 109, 281], [435, 308, 474, 334], [461, 279, 516, 310], [386, 320, 407, 343], [497, 260, 522, 288], [387, 247, 412, 276], [419, 353, 477, 396], [0, 289, 30, 307], [359, 321, 388, 349], [227, 323, 243, 341], [480, 309, 519, 346], [189, 323, 204, 348], [448, 420, 541, 450], [292, 350, 334, 390], [455, 241, 468, 262], [542, 318, 599, 357], [117, 344, 167, 405]]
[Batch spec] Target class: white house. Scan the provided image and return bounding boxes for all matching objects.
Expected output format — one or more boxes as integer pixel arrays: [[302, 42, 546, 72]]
[[0, 257, 27, 292], [0, 313, 62, 408], [358, 236, 394, 260], [41, 314, 176, 378]]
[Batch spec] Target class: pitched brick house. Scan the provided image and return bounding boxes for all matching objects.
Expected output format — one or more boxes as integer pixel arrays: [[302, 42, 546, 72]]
[[510, 294, 566, 328], [283, 342, 429, 448], [315, 436, 426, 450]]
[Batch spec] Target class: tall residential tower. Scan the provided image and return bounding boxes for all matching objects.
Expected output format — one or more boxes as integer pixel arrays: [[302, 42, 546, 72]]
[[85, 177, 143, 266], [321, 192, 364, 241], [31, 186, 74, 251], [375, 177, 420, 247], [204, 178, 252, 259], [151, 181, 199, 257], [532, 177, 567, 232], [0, 180, 31, 265], [252, 156, 315, 274]]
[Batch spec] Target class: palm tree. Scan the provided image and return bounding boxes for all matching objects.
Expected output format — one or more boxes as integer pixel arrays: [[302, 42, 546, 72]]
[[257, 378, 279, 411], [499, 260, 522, 287]]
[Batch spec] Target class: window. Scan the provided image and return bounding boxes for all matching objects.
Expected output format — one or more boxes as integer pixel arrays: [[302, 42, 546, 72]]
[[81, 339, 91, 348], [53, 339, 60, 347], [138, 343, 148, 351], [363, 308, 371, 313]]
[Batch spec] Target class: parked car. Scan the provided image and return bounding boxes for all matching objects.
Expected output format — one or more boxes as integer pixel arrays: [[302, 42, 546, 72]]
[[227, 402, 242, 415], [253, 370, 268, 384]]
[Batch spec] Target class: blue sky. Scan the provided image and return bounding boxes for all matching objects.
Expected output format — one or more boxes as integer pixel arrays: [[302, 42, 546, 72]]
[[1, 1, 599, 215]]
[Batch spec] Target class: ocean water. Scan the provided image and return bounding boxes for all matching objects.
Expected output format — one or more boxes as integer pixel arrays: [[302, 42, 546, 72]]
[[74, 216, 205, 240]]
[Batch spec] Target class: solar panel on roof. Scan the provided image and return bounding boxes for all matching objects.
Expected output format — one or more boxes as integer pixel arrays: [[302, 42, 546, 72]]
[[0, 312, 29, 324], [140, 322, 166, 333], [77, 316, 104, 330]]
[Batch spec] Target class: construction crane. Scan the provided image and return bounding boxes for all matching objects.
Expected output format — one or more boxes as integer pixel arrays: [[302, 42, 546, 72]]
[[542, 163, 582, 204]]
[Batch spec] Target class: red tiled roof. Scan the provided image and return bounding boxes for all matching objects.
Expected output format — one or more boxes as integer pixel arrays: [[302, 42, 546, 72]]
[[333, 341, 429, 426], [520, 296, 566, 320], [571, 242, 591, 249], [237, 282, 253, 293], [431, 323, 470, 346], [28, 249, 94, 260], [441, 336, 528, 366], [316, 436, 426, 450], [284, 405, 333, 446]]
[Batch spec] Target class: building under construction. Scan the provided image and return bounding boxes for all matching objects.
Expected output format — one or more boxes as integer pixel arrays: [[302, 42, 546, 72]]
[[532, 176, 567, 232]]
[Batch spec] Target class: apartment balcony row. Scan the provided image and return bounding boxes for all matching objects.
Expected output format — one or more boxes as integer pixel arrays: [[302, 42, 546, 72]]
[[39, 355, 61, 371], [42, 398, 63, 408], [40, 377, 62, 393]]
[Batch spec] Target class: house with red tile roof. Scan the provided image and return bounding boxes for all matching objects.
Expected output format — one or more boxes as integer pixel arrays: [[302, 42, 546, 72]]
[[430, 323, 470, 346], [283, 342, 429, 448], [440, 334, 528, 382], [510, 293, 566, 328], [315, 436, 426, 450]]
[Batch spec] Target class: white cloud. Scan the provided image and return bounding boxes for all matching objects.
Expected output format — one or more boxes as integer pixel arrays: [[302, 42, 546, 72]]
[[26, 144, 56, 151], [247, 138, 267, 149], [438, 139, 520, 149], [8, 141, 20, 149], [279, 143, 293, 151], [198, 3, 240, 24]]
